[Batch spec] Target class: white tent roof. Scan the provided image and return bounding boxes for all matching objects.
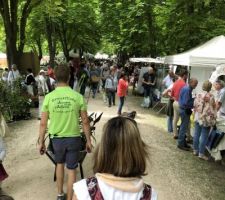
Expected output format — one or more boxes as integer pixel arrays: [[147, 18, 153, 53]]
[[95, 53, 109, 59], [164, 35, 225, 67], [129, 57, 164, 64]]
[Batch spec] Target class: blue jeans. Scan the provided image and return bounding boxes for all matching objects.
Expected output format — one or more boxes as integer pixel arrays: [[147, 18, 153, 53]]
[[178, 108, 190, 146], [107, 91, 115, 106], [118, 96, 125, 114], [193, 122, 210, 155], [144, 87, 154, 107], [167, 116, 173, 133], [91, 82, 98, 98]]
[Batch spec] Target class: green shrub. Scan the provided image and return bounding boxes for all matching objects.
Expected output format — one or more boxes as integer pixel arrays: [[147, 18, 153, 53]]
[[0, 78, 30, 121]]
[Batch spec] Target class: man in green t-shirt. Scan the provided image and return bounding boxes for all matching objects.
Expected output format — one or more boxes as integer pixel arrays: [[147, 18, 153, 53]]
[[38, 65, 92, 200]]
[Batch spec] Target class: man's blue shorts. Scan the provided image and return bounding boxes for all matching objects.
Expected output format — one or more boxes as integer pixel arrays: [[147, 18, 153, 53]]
[[52, 137, 82, 169]]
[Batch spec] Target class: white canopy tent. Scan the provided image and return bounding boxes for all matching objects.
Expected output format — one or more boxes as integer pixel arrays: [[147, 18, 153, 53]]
[[129, 57, 164, 64], [129, 57, 165, 94], [165, 35, 225, 92], [95, 53, 109, 60], [164, 35, 225, 67]]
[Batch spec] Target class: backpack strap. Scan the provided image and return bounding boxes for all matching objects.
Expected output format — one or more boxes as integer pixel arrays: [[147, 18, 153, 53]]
[[86, 177, 151, 200], [140, 184, 152, 200], [86, 177, 104, 200]]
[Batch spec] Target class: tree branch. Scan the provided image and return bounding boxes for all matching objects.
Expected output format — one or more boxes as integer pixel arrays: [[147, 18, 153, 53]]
[[18, 0, 42, 55], [18, 0, 32, 54]]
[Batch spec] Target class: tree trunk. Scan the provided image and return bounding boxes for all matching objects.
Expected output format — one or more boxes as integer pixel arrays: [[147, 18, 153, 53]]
[[18, 0, 32, 59], [58, 20, 70, 62], [0, 0, 42, 69], [0, 0, 19, 68], [36, 37, 43, 61], [45, 17, 56, 67], [5, 31, 18, 68], [145, 3, 157, 57], [79, 48, 83, 59], [117, 51, 128, 67]]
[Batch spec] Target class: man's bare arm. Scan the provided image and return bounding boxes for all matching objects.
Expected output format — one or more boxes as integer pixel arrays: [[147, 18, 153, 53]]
[[80, 111, 92, 152], [38, 112, 48, 154]]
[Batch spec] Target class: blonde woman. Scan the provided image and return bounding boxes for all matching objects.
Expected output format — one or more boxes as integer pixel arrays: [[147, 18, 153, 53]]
[[193, 80, 217, 160], [73, 116, 157, 200]]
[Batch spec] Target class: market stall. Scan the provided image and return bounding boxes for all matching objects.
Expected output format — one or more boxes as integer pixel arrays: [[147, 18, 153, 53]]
[[164, 35, 225, 92], [165, 35, 225, 161], [129, 57, 165, 94]]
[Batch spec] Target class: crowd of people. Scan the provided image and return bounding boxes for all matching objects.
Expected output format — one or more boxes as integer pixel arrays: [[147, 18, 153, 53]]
[[0, 60, 136, 118], [1, 60, 225, 199], [37, 64, 157, 200], [162, 68, 225, 161]]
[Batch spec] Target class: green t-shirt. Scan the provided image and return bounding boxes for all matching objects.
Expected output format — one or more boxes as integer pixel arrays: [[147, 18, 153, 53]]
[[42, 86, 87, 138]]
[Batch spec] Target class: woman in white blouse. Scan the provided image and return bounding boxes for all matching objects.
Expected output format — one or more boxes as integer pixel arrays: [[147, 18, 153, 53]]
[[73, 116, 157, 200]]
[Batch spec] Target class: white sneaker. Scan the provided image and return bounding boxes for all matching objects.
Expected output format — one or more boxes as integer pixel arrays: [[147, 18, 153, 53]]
[[193, 150, 198, 156], [198, 154, 209, 161]]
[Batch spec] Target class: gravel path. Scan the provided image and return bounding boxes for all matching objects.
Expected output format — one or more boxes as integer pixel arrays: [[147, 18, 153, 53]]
[[3, 92, 225, 200]]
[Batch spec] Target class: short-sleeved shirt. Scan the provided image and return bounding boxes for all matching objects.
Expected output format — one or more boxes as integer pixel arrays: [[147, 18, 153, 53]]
[[171, 79, 186, 101], [42, 86, 87, 138], [217, 87, 225, 114], [142, 72, 155, 89], [163, 75, 173, 88]]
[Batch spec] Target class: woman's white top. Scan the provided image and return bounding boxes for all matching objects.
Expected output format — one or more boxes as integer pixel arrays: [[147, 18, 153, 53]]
[[73, 174, 157, 200], [8, 70, 20, 83]]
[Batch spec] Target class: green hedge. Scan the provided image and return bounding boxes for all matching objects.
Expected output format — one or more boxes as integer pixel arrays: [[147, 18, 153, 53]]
[[0, 78, 31, 121]]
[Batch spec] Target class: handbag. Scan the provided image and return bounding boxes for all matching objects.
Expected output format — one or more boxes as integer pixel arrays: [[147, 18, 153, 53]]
[[91, 75, 100, 83], [206, 128, 225, 150], [212, 131, 225, 149]]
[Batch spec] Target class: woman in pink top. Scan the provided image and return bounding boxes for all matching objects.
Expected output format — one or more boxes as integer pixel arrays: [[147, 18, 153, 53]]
[[117, 73, 129, 115]]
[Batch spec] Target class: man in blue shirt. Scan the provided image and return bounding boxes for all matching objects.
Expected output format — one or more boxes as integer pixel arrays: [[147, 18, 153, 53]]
[[178, 78, 198, 150]]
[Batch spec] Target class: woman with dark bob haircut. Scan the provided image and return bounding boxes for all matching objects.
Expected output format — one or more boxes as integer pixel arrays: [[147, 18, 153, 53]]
[[73, 116, 157, 200]]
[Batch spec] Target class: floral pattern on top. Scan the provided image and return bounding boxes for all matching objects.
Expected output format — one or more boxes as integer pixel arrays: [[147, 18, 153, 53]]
[[194, 92, 217, 127]]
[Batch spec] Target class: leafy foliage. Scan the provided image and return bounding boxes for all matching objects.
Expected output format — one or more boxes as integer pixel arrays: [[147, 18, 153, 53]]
[[99, 0, 225, 57], [0, 79, 30, 121], [155, 0, 225, 54], [26, 0, 100, 64], [99, 0, 158, 58], [1, 0, 225, 65]]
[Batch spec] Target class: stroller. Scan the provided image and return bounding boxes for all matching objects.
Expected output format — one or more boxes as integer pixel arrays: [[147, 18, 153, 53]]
[[45, 112, 103, 181]]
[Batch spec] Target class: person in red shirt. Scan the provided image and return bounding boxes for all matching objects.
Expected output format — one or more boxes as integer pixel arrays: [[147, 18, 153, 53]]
[[47, 65, 55, 79], [117, 72, 129, 115], [171, 69, 188, 139]]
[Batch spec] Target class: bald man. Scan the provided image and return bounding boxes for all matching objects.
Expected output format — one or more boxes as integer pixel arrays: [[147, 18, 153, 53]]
[[178, 78, 198, 150]]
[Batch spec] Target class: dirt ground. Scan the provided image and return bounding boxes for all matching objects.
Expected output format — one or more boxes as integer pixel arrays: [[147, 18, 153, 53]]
[[2, 92, 225, 200]]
